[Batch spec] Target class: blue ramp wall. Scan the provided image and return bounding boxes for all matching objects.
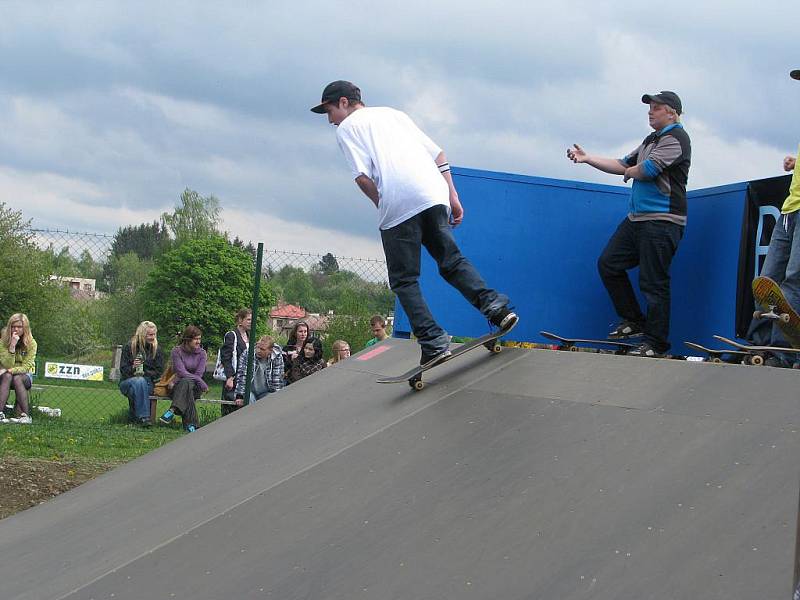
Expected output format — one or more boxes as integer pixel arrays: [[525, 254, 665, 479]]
[[392, 166, 748, 351]]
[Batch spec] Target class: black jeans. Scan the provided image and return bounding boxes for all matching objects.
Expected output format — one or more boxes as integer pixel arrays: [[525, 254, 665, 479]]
[[598, 218, 684, 352], [380, 205, 508, 355]]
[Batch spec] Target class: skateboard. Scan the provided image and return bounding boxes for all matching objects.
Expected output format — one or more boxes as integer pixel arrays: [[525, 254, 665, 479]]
[[713, 335, 800, 366], [752, 276, 800, 347], [539, 331, 638, 354], [683, 341, 749, 364], [377, 318, 518, 390]]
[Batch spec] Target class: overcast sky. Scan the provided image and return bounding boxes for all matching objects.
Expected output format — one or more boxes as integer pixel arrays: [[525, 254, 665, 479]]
[[1, 0, 797, 259]]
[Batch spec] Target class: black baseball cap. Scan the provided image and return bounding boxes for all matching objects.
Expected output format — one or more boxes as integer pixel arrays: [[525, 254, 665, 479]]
[[310, 80, 361, 114], [641, 90, 682, 114], [791, 69, 800, 81]]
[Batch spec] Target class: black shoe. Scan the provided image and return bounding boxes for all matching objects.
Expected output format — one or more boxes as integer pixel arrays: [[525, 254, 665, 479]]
[[489, 306, 518, 330], [608, 320, 644, 339], [138, 417, 152, 428], [420, 348, 452, 367], [628, 342, 664, 358]]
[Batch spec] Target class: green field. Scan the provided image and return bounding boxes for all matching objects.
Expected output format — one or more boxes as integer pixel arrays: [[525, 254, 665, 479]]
[[1, 379, 225, 462]]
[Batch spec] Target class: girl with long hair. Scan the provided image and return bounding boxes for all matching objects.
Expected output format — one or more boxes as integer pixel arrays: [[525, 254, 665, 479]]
[[219, 308, 251, 415], [288, 337, 326, 384], [159, 325, 207, 432], [119, 321, 164, 425], [0, 313, 37, 424]]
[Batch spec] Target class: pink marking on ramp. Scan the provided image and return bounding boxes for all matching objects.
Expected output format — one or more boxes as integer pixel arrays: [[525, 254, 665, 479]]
[[356, 345, 392, 360]]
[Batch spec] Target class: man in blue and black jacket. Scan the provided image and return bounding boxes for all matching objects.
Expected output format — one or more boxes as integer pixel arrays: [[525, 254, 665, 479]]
[[567, 90, 691, 357]]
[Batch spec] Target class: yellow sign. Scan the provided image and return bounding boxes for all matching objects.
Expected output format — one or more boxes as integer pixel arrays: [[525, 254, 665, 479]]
[[44, 362, 104, 381]]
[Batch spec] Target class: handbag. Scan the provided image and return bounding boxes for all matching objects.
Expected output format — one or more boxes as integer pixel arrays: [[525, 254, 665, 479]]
[[153, 365, 175, 397], [213, 332, 238, 381]]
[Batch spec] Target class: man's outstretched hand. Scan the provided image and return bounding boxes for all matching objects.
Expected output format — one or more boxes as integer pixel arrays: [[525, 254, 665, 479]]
[[566, 144, 588, 163]]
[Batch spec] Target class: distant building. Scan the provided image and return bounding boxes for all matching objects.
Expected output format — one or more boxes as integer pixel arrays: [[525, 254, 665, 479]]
[[269, 304, 307, 335], [304, 313, 330, 335], [269, 304, 331, 338], [49, 275, 106, 300]]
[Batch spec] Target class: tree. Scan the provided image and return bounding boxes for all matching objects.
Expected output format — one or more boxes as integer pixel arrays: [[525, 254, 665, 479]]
[[318, 253, 340, 275], [106, 252, 154, 294], [76, 250, 103, 280], [0, 203, 78, 355], [110, 221, 170, 261], [142, 236, 275, 351], [161, 188, 221, 245], [47, 246, 80, 277], [102, 221, 169, 291], [271, 265, 319, 311]]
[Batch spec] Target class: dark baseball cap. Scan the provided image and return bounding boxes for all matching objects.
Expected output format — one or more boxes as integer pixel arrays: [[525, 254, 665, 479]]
[[310, 80, 361, 114], [791, 69, 800, 81], [641, 90, 682, 114]]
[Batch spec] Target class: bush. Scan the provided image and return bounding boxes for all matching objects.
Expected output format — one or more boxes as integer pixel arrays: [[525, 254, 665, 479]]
[[142, 236, 275, 351]]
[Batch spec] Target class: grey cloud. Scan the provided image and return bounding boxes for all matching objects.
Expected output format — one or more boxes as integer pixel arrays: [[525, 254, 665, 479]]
[[0, 0, 798, 249]]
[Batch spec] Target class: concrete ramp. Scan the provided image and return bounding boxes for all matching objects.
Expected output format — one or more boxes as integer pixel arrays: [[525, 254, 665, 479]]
[[0, 339, 798, 599]]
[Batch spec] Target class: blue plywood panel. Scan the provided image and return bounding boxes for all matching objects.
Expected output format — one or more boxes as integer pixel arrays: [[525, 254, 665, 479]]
[[393, 166, 748, 352]]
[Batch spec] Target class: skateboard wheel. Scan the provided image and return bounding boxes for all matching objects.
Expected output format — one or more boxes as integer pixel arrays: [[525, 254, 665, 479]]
[[490, 343, 502, 353], [412, 379, 425, 391], [568, 346, 578, 352], [711, 357, 722, 364], [751, 355, 764, 366], [780, 313, 791, 323]]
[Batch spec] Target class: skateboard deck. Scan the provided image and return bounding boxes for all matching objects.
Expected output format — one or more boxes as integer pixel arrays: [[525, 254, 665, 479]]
[[377, 318, 518, 390], [539, 331, 637, 353], [713, 335, 800, 366], [683, 341, 749, 363], [752, 276, 800, 347]]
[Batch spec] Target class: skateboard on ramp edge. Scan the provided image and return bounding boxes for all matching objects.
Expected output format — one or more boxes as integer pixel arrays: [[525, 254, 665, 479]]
[[713, 335, 800, 366], [377, 318, 518, 390], [683, 341, 749, 364], [539, 331, 637, 354]]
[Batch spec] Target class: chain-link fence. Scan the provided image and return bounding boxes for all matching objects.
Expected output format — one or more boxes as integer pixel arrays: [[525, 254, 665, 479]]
[[4, 228, 393, 429]]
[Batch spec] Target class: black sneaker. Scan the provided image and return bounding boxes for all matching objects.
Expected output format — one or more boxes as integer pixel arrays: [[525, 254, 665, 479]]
[[420, 348, 452, 367], [489, 307, 519, 331], [628, 342, 664, 358], [608, 320, 644, 339]]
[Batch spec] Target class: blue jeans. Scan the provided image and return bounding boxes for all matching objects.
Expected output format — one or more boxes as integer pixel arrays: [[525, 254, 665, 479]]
[[598, 218, 684, 353], [250, 390, 270, 404], [119, 377, 153, 420], [380, 205, 509, 355], [747, 211, 800, 358]]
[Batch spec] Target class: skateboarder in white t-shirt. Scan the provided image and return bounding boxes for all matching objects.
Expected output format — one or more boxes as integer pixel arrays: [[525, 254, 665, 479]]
[[311, 80, 517, 365]]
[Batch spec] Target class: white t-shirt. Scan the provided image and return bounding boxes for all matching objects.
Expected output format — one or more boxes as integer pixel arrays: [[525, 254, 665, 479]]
[[336, 107, 450, 230]]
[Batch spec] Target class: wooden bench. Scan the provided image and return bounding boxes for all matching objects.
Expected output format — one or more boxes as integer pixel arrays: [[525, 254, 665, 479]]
[[148, 395, 237, 423]]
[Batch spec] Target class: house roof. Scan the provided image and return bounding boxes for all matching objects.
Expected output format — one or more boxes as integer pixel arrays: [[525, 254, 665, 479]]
[[270, 304, 307, 319], [304, 314, 330, 331]]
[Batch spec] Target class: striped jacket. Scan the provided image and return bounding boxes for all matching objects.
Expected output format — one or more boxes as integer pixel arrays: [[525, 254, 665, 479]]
[[234, 345, 285, 398]]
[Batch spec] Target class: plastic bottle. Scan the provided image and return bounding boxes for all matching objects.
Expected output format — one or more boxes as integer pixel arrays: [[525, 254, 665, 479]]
[[135, 352, 144, 376]]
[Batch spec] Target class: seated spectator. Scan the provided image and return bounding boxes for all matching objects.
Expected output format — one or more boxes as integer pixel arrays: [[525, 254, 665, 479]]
[[327, 340, 351, 366], [234, 335, 284, 404], [365, 315, 390, 347], [159, 325, 207, 432], [119, 320, 164, 426], [220, 308, 251, 416], [0, 313, 37, 424], [288, 337, 326, 384], [283, 320, 311, 380]]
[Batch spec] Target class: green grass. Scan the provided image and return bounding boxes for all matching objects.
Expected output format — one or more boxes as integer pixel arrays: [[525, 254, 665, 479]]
[[0, 417, 184, 461], [2, 382, 225, 462]]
